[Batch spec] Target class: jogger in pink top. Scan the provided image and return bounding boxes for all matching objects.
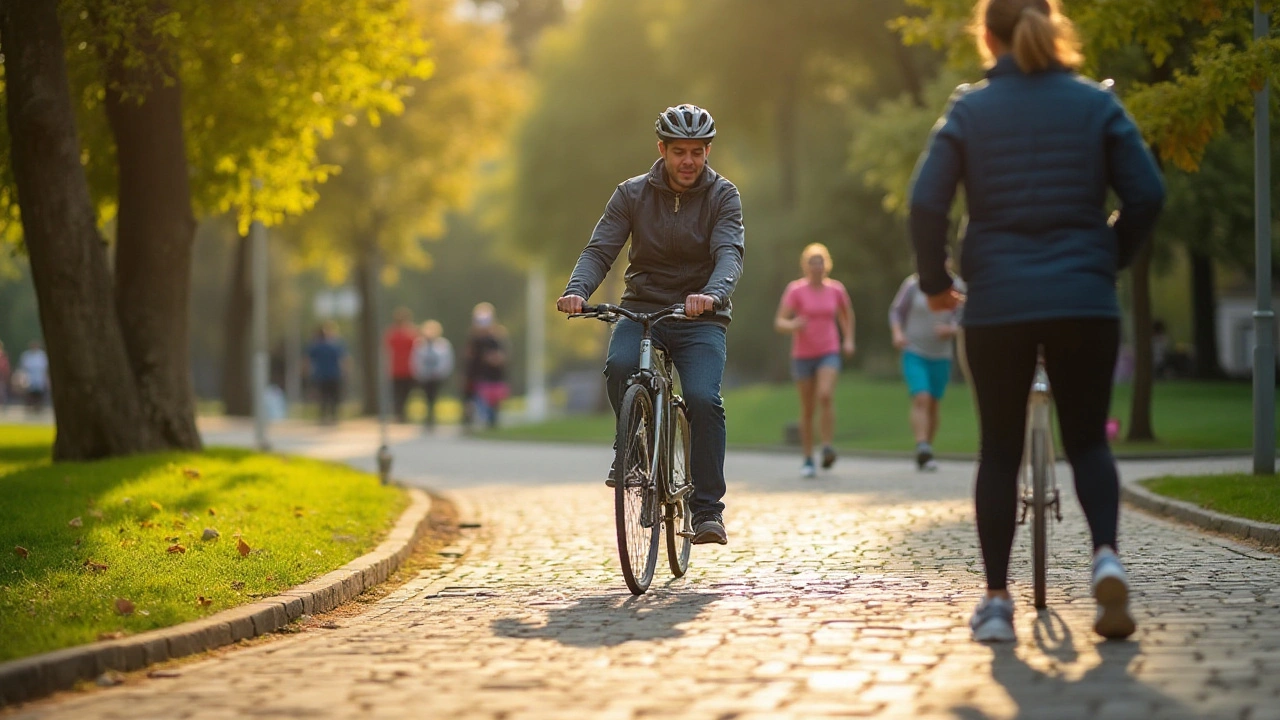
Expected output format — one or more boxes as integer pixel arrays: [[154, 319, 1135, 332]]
[[774, 243, 855, 478]]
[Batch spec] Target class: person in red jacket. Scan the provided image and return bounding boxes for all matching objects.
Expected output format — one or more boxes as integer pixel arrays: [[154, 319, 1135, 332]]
[[385, 307, 418, 423]]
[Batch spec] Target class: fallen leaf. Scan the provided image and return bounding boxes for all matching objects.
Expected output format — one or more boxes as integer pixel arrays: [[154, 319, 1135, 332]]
[[293, 509, 305, 518], [122, 497, 132, 505], [96, 671, 125, 687], [207, 508, 217, 516], [196, 596, 213, 607], [165, 535, 180, 543], [83, 559, 109, 572], [166, 544, 186, 554], [172, 520, 186, 530], [237, 538, 251, 557], [14, 546, 28, 559], [68, 517, 83, 528], [265, 574, 276, 582], [149, 500, 163, 511], [97, 631, 126, 641], [87, 509, 104, 520], [114, 598, 135, 615], [230, 581, 245, 590], [120, 539, 137, 549], [139, 520, 155, 529], [202, 528, 220, 541], [73, 538, 82, 547], [147, 669, 181, 679], [182, 467, 201, 479]]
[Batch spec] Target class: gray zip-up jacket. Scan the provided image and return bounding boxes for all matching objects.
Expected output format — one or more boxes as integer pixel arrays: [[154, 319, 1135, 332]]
[[563, 159, 745, 324]]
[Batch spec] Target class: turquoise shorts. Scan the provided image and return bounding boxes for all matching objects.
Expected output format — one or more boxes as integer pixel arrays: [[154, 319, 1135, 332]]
[[903, 350, 951, 400]]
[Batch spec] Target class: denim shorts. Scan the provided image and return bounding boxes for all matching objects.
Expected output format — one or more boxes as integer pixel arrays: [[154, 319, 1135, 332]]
[[791, 352, 841, 381]]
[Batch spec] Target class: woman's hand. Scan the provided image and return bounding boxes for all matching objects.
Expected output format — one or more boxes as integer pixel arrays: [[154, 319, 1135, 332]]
[[927, 289, 963, 312], [891, 328, 909, 351], [842, 338, 856, 358]]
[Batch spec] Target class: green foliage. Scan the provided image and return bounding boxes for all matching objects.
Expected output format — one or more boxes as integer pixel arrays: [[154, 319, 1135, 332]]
[[288, 0, 522, 282], [0, 0, 432, 246], [0, 429, 406, 662]]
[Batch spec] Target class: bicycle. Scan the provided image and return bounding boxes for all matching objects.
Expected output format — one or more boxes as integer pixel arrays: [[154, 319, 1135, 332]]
[[1019, 351, 1062, 609], [569, 303, 696, 595]]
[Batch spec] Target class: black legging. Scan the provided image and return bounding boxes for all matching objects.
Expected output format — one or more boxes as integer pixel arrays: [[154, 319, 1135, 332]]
[[964, 317, 1121, 591]]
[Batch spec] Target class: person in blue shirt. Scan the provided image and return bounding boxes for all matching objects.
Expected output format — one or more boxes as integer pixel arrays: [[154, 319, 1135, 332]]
[[909, 0, 1165, 643], [305, 322, 350, 425]]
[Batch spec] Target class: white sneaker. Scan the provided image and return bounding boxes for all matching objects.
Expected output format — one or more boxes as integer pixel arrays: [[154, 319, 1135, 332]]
[[801, 458, 817, 478], [969, 596, 1016, 642], [1091, 547, 1135, 639], [922, 459, 939, 472]]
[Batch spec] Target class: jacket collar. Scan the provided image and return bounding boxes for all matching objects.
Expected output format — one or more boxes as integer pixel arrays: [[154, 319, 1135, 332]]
[[646, 158, 717, 196], [985, 53, 1068, 79]]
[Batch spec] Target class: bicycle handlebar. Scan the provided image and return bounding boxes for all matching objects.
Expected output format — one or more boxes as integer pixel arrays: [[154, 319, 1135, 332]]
[[570, 299, 723, 324]]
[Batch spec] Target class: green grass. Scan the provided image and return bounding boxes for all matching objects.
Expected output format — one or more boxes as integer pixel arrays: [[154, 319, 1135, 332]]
[[1142, 474, 1280, 525], [489, 374, 1270, 455], [0, 426, 407, 662]]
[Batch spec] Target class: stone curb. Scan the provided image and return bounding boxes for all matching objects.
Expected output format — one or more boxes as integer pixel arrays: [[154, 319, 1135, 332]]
[[1121, 481, 1280, 548], [0, 487, 433, 707]]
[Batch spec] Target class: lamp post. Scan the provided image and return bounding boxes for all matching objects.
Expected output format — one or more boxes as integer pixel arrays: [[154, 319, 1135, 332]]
[[1254, 0, 1275, 475], [369, 247, 393, 484], [251, 179, 270, 452]]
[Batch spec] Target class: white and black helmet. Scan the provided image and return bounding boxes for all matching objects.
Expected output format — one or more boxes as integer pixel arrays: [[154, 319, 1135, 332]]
[[656, 104, 716, 142]]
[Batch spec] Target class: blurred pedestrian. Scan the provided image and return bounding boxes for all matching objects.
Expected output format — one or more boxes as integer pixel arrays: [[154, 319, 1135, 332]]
[[774, 243, 855, 478], [463, 303, 508, 429], [889, 270, 964, 471], [19, 340, 48, 414], [385, 307, 418, 423], [411, 319, 454, 430], [305, 322, 349, 425]]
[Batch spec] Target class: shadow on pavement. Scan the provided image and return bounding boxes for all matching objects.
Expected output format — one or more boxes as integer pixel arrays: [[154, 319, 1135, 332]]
[[490, 591, 721, 648], [950, 636, 1196, 720]]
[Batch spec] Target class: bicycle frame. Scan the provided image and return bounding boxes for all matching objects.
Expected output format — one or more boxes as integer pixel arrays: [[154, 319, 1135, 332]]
[[1020, 358, 1063, 523], [573, 304, 695, 534]]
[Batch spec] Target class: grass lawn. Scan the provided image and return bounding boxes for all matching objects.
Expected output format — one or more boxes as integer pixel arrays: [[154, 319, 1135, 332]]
[[0, 425, 407, 662], [488, 373, 1269, 455], [1142, 473, 1280, 525]]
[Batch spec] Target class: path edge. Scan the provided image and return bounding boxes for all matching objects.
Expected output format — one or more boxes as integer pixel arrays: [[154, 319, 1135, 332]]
[[1121, 481, 1280, 548], [0, 487, 434, 706]]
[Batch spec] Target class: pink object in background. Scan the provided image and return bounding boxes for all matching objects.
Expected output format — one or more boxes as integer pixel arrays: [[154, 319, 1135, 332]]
[[1106, 417, 1121, 442]]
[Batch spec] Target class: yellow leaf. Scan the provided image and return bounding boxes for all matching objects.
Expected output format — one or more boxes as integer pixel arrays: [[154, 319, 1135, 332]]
[[167, 544, 187, 554], [149, 501, 163, 511], [237, 538, 251, 557]]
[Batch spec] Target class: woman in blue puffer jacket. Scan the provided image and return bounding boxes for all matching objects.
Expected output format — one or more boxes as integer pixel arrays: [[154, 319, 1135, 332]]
[[908, 0, 1165, 643]]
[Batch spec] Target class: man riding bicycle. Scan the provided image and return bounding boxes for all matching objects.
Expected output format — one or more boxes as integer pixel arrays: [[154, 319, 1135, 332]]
[[555, 104, 744, 546]]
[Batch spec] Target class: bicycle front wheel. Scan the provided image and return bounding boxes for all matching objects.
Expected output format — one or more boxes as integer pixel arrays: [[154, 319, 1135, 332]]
[[1030, 426, 1050, 609], [615, 384, 660, 595], [665, 402, 692, 578]]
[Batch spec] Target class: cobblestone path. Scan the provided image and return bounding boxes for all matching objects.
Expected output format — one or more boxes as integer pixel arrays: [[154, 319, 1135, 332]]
[[10, 436, 1279, 719]]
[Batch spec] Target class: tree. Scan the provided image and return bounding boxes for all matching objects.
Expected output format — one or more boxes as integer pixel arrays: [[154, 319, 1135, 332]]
[[0, 0, 158, 458], [285, 0, 521, 414], [1, 0, 429, 457]]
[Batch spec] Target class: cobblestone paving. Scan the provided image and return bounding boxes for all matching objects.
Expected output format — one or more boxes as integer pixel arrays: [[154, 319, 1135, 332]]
[[10, 435, 1280, 719]]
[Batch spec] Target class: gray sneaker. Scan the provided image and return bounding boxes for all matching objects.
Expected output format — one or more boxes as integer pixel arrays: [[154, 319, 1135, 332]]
[[1092, 548, 1135, 639], [969, 596, 1016, 642], [691, 512, 728, 545]]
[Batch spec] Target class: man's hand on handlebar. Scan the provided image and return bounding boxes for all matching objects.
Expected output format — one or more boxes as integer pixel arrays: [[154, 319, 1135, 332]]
[[556, 294, 586, 314], [684, 293, 717, 317]]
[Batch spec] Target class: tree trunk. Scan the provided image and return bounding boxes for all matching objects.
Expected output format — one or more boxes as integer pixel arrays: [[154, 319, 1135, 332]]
[[1127, 240, 1156, 441], [221, 232, 253, 415], [104, 13, 202, 451], [1190, 249, 1226, 379], [355, 249, 381, 416], [0, 0, 155, 459]]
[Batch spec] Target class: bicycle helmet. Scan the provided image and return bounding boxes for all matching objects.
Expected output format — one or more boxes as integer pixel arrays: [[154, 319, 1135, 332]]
[[655, 104, 716, 142]]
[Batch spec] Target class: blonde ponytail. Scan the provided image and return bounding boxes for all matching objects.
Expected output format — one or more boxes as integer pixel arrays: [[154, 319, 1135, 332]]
[[975, 0, 1082, 72]]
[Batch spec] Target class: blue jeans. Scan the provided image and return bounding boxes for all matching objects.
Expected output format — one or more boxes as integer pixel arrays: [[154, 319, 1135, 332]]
[[605, 318, 728, 517]]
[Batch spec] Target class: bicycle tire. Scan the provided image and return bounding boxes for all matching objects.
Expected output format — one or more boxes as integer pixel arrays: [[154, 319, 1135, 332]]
[[615, 384, 660, 595], [665, 402, 692, 578], [1030, 426, 1050, 609]]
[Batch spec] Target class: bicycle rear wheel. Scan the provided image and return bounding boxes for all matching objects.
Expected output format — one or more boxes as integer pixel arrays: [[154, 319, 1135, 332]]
[[1030, 426, 1050, 609], [615, 384, 660, 595], [665, 402, 692, 578]]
